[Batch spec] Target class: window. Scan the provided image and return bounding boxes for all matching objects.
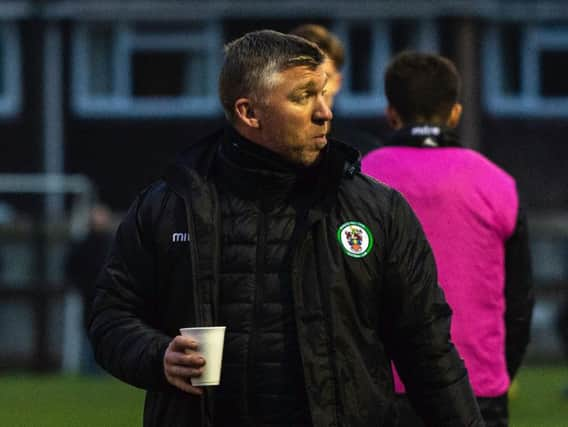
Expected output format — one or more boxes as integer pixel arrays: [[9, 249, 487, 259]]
[[499, 24, 522, 96], [72, 21, 223, 118], [0, 23, 21, 116], [484, 22, 568, 116], [540, 50, 568, 96], [332, 19, 438, 117]]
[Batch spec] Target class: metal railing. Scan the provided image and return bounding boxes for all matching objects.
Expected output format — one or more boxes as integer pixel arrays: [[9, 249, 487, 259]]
[[0, 173, 95, 372]]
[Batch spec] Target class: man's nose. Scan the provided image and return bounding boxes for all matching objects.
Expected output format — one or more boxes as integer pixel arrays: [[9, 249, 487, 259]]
[[313, 95, 333, 123]]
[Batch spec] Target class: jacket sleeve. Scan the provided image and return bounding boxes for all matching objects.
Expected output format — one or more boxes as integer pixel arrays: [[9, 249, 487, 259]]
[[504, 208, 535, 379], [381, 190, 485, 427], [88, 184, 173, 391]]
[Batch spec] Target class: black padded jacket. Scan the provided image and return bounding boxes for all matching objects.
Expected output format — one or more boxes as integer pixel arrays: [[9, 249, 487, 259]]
[[88, 128, 485, 427]]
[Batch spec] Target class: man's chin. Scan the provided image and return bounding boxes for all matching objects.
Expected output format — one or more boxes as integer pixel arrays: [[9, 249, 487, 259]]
[[282, 145, 326, 167], [297, 150, 324, 167]]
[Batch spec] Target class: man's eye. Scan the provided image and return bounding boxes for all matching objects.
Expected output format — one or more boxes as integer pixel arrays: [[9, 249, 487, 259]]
[[293, 92, 311, 103]]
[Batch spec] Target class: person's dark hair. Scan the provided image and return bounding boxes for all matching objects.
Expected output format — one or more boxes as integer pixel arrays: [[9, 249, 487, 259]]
[[384, 51, 461, 124], [289, 24, 345, 69], [219, 29, 325, 122]]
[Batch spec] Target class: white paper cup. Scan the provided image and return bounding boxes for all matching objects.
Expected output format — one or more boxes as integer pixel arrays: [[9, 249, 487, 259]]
[[179, 326, 226, 386]]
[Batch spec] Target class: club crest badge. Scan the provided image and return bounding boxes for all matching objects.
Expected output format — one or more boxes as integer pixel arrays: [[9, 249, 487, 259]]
[[337, 221, 374, 258]]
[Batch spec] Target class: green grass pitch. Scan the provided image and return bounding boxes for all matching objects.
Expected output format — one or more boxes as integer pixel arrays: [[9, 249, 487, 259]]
[[0, 365, 567, 426]]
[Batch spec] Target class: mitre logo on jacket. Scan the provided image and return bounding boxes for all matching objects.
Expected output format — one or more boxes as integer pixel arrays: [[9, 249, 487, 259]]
[[171, 232, 190, 243]]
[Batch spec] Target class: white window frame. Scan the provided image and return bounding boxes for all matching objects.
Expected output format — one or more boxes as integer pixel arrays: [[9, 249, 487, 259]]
[[484, 22, 568, 117], [333, 19, 439, 117], [71, 21, 223, 118], [0, 22, 22, 116]]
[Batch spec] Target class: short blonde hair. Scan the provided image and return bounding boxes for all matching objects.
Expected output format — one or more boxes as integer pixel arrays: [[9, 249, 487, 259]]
[[219, 30, 325, 122]]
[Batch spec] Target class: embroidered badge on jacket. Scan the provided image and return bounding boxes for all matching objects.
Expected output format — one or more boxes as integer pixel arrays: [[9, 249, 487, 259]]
[[337, 221, 374, 258]]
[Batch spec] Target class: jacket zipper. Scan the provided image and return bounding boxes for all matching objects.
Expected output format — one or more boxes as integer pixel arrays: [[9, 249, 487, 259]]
[[209, 181, 222, 324], [246, 204, 266, 423], [205, 182, 221, 427], [186, 198, 202, 326], [185, 182, 221, 427], [184, 196, 208, 427]]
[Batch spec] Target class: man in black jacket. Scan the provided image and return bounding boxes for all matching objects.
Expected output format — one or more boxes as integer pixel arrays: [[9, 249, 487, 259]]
[[89, 30, 484, 427]]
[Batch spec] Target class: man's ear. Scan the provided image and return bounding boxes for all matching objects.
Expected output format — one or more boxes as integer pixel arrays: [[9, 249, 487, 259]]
[[235, 98, 260, 129], [447, 103, 463, 128], [386, 106, 403, 130]]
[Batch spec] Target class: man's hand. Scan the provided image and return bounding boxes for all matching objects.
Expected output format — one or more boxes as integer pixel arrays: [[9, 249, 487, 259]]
[[163, 335, 206, 395]]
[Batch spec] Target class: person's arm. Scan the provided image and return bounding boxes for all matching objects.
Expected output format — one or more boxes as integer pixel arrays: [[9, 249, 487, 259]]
[[88, 184, 174, 391], [504, 209, 534, 380], [381, 190, 484, 427]]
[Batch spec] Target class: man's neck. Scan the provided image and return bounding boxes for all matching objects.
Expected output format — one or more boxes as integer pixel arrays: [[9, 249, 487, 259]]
[[225, 126, 301, 173]]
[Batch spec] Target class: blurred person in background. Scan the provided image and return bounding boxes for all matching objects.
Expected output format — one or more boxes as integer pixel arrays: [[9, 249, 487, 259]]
[[66, 203, 114, 374], [88, 30, 484, 427], [290, 23, 381, 156], [362, 51, 534, 427]]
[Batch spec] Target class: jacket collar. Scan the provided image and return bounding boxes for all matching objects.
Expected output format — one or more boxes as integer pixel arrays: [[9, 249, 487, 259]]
[[387, 124, 461, 148], [164, 125, 362, 210], [215, 127, 312, 206]]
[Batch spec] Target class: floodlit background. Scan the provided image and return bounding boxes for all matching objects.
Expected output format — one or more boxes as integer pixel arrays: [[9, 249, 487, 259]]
[[0, 0, 567, 425]]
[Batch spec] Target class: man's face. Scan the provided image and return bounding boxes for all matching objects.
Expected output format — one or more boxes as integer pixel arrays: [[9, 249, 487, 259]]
[[253, 64, 333, 166]]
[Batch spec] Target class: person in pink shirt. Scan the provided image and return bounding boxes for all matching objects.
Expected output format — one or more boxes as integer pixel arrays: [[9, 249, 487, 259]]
[[362, 51, 534, 427]]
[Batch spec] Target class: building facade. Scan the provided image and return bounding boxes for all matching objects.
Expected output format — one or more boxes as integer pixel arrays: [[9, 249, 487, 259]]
[[0, 0, 566, 369]]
